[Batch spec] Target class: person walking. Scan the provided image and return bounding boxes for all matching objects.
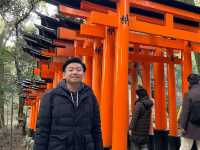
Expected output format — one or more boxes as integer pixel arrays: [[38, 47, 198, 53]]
[[130, 86, 153, 150], [179, 73, 200, 150]]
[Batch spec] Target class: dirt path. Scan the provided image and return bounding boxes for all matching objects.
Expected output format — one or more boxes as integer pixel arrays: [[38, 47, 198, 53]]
[[0, 127, 26, 150]]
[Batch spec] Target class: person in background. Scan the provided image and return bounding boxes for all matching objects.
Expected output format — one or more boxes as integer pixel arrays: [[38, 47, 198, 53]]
[[179, 73, 200, 150], [130, 86, 153, 150]]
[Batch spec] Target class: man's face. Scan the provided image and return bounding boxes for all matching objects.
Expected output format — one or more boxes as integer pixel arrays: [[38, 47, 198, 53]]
[[63, 63, 85, 84]]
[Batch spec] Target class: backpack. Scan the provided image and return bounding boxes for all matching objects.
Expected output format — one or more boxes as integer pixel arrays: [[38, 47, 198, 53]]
[[189, 93, 200, 126]]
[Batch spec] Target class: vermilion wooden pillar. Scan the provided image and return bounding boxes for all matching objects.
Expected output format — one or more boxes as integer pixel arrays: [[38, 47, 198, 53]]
[[34, 98, 39, 131], [101, 27, 115, 148], [28, 105, 33, 130], [53, 63, 63, 88], [57, 70, 63, 83], [130, 63, 137, 113], [53, 71, 58, 88], [153, 48, 167, 130], [92, 41, 102, 103], [142, 63, 151, 95], [47, 83, 53, 90], [112, 0, 129, 150], [83, 56, 92, 87], [167, 50, 177, 136], [31, 102, 36, 130], [182, 42, 192, 95]]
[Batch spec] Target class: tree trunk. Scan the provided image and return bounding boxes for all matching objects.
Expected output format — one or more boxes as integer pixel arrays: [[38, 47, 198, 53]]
[[14, 57, 24, 126], [0, 59, 5, 128]]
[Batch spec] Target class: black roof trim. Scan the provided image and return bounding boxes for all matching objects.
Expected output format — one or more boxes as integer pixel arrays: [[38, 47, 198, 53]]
[[152, 0, 200, 14]]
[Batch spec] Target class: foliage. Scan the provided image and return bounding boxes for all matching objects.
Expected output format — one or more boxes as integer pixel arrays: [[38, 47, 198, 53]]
[[0, 0, 41, 127]]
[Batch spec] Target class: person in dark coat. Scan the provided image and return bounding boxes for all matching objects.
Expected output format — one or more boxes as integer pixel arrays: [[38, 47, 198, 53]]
[[33, 57, 103, 150], [179, 73, 200, 150], [129, 86, 153, 150]]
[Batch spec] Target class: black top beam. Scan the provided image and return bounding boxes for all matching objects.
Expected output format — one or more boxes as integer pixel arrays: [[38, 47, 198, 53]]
[[37, 13, 81, 30], [46, 0, 81, 9], [23, 46, 51, 60], [46, 0, 200, 14], [35, 24, 57, 40], [151, 0, 200, 14], [23, 33, 55, 50]]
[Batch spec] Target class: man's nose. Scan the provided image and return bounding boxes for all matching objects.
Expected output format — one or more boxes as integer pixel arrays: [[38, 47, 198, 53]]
[[72, 70, 78, 74]]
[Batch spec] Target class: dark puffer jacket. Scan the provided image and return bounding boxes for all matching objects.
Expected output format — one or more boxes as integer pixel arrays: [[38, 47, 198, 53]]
[[130, 97, 153, 145], [34, 80, 103, 150], [180, 84, 200, 140]]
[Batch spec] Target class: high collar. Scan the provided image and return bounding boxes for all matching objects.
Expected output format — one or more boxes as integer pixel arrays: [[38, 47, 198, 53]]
[[58, 79, 85, 93], [54, 80, 93, 105]]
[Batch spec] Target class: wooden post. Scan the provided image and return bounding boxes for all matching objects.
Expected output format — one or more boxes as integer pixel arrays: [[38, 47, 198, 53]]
[[182, 42, 192, 95], [101, 27, 115, 148], [53, 71, 58, 88], [83, 56, 92, 87], [112, 0, 129, 150], [167, 50, 177, 136], [130, 63, 137, 113], [28, 106, 33, 129], [142, 63, 151, 95], [92, 41, 102, 103], [153, 48, 167, 130], [47, 83, 53, 90], [34, 98, 39, 131], [31, 102, 36, 130]]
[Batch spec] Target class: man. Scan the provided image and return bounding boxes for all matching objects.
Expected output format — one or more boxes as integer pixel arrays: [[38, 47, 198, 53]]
[[179, 73, 200, 150], [129, 86, 153, 150], [34, 57, 103, 150]]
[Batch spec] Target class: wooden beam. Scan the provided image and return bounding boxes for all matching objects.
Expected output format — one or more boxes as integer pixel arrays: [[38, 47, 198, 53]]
[[89, 11, 118, 27], [129, 33, 184, 50], [129, 53, 182, 64], [129, 16, 200, 43], [53, 39, 70, 47], [81, 0, 115, 13], [56, 47, 75, 56], [88, 11, 200, 42], [75, 46, 93, 56], [130, 0, 200, 22], [81, 23, 184, 49], [59, 5, 89, 18], [57, 27, 78, 40], [41, 50, 56, 57], [80, 24, 105, 38], [191, 43, 200, 53]]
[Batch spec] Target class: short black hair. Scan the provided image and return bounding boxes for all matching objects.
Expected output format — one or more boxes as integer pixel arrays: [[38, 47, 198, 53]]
[[187, 73, 200, 85], [62, 57, 86, 72], [136, 85, 149, 99]]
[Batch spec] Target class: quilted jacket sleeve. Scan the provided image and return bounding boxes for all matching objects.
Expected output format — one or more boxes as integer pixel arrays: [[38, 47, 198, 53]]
[[33, 92, 52, 150]]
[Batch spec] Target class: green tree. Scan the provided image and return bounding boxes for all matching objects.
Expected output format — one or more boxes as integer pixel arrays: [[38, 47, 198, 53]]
[[0, 0, 40, 127]]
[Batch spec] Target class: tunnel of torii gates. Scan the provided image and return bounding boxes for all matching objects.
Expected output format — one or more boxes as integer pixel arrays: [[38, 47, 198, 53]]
[[21, 0, 200, 150]]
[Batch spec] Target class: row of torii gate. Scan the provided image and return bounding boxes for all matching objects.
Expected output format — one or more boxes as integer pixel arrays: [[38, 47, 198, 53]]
[[22, 0, 200, 149]]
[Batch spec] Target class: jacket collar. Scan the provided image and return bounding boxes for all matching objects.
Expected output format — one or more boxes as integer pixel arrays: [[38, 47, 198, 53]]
[[54, 80, 92, 105]]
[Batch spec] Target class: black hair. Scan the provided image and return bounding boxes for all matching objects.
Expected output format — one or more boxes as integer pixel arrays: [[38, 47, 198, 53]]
[[62, 57, 86, 72], [136, 85, 149, 99], [187, 73, 200, 86]]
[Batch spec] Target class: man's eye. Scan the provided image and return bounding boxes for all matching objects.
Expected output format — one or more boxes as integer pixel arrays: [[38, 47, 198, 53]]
[[77, 69, 82, 71]]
